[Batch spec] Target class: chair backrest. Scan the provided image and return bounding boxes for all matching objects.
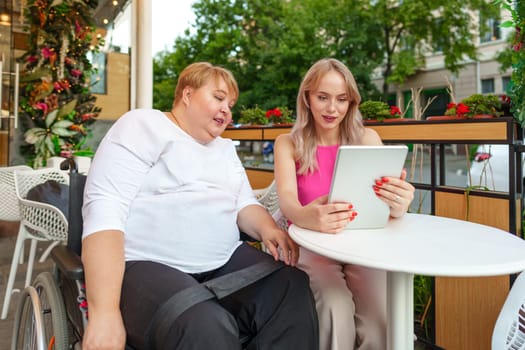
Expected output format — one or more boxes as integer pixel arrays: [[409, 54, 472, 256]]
[[492, 272, 525, 350], [14, 168, 70, 241], [254, 180, 279, 216], [0, 165, 32, 221], [254, 180, 288, 231]]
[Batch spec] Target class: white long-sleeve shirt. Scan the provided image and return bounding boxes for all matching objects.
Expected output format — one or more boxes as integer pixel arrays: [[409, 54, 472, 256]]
[[82, 109, 260, 273]]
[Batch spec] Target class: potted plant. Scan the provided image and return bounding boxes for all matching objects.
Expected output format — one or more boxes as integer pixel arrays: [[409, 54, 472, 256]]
[[19, 0, 102, 168], [359, 100, 405, 122], [443, 94, 502, 119], [237, 106, 294, 126]]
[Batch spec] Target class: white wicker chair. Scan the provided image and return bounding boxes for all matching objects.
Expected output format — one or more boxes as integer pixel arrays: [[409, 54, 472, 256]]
[[492, 272, 525, 350], [1, 168, 69, 320], [0, 165, 32, 221], [254, 180, 289, 232], [0, 165, 33, 267]]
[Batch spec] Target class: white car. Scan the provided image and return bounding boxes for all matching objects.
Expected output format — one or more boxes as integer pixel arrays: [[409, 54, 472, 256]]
[[468, 144, 524, 192]]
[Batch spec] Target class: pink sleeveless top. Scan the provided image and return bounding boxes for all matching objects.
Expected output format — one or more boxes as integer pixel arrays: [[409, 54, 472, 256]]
[[296, 145, 339, 205]]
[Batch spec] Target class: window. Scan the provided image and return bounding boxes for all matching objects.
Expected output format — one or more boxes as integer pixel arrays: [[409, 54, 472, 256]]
[[502, 76, 511, 93], [481, 78, 495, 94], [480, 17, 501, 43], [88, 51, 107, 94], [422, 88, 449, 118]]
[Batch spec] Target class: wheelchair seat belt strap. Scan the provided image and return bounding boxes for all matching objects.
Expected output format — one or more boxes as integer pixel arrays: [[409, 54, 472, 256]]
[[146, 259, 283, 349]]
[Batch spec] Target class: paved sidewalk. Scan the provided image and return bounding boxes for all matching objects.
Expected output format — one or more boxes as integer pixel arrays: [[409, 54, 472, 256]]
[[0, 223, 54, 350]]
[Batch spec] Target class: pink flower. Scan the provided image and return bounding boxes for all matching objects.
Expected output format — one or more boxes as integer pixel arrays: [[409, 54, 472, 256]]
[[70, 69, 82, 77], [54, 82, 62, 92], [34, 102, 48, 113], [60, 150, 73, 158], [41, 47, 53, 58], [75, 20, 82, 35], [474, 152, 491, 162]]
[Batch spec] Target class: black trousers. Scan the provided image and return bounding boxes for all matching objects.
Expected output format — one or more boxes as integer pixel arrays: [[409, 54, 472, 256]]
[[120, 243, 319, 350]]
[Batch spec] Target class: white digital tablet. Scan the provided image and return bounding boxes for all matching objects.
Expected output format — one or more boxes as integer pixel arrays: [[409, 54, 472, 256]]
[[328, 145, 409, 229]]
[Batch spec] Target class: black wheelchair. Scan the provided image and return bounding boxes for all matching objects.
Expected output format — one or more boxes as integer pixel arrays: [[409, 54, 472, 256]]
[[11, 160, 88, 350], [10, 159, 282, 350]]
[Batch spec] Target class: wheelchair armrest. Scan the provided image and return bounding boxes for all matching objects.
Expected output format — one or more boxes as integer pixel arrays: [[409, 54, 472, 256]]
[[51, 245, 84, 280]]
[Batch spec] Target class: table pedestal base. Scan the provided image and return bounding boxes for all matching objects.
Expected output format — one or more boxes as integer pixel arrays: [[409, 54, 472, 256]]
[[387, 271, 414, 350]]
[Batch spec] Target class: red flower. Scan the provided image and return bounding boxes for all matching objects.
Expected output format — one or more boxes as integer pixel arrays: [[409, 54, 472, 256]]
[[265, 108, 282, 119], [70, 124, 86, 135], [81, 113, 97, 121], [446, 103, 456, 110], [456, 103, 469, 117], [390, 106, 401, 116]]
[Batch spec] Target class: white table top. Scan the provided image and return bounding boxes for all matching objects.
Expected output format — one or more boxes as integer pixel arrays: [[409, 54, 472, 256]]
[[289, 213, 525, 277]]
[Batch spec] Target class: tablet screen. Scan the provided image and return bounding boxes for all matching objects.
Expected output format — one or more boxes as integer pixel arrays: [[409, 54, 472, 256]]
[[328, 145, 408, 229]]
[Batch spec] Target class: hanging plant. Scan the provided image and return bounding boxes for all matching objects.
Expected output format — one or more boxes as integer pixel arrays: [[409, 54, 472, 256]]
[[19, 0, 103, 168]]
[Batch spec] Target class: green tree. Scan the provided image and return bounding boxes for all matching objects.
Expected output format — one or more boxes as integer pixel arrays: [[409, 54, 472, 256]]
[[154, 0, 497, 113], [371, 0, 500, 97], [153, 0, 382, 116]]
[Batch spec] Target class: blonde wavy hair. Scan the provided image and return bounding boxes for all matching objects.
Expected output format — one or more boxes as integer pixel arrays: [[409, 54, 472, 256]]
[[173, 62, 239, 107], [291, 58, 365, 174]]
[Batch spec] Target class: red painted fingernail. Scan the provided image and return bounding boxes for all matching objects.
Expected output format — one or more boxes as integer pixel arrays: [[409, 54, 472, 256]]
[[381, 177, 389, 183], [375, 180, 383, 186], [348, 204, 353, 209], [373, 185, 380, 192]]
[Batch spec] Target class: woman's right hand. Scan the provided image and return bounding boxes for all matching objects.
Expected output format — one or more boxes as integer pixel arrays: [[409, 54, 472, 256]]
[[299, 195, 356, 234], [82, 309, 126, 350]]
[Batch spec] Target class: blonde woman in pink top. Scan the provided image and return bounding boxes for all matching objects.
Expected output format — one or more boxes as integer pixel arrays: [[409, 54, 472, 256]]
[[274, 58, 415, 350]]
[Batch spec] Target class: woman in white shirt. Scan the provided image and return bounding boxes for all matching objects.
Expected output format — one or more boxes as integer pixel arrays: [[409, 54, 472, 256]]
[[80, 62, 319, 350]]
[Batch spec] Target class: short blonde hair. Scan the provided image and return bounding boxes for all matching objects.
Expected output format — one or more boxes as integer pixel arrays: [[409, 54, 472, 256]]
[[173, 62, 239, 107], [292, 58, 364, 174]]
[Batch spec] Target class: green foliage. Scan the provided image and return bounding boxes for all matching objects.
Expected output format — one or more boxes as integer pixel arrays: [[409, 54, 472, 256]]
[[461, 94, 503, 117], [414, 275, 433, 339], [238, 105, 267, 125], [152, 0, 500, 110], [372, 0, 500, 97], [359, 101, 391, 121], [19, 0, 102, 167], [495, 0, 525, 126], [152, 0, 383, 116], [238, 106, 294, 125]]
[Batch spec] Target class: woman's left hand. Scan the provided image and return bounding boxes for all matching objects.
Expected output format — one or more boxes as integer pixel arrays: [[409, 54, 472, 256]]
[[373, 169, 415, 218]]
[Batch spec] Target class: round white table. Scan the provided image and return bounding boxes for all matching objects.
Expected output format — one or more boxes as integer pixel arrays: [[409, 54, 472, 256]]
[[288, 213, 525, 350]]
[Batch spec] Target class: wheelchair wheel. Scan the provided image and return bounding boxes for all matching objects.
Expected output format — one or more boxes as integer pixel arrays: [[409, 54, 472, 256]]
[[11, 272, 69, 350], [11, 286, 45, 350]]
